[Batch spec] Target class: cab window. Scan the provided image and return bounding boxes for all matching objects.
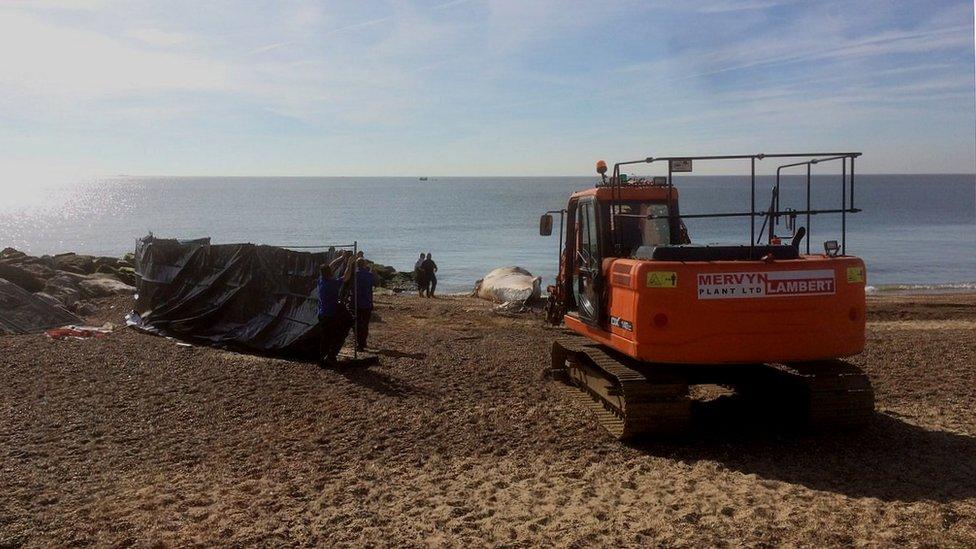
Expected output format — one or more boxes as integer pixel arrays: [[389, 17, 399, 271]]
[[615, 201, 671, 254]]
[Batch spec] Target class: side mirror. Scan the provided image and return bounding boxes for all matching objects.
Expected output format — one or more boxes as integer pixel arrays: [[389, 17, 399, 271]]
[[539, 214, 553, 236]]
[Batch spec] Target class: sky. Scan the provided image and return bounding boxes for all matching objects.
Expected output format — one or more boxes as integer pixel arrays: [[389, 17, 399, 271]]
[[0, 0, 974, 179]]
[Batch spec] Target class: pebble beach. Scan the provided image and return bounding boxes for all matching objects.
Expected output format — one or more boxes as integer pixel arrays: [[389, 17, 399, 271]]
[[2, 291, 974, 546]]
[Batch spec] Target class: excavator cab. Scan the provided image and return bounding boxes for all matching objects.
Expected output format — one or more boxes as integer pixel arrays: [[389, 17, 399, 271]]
[[566, 192, 673, 325], [544, 175, 683, 327], [539, 152, 874, 440]]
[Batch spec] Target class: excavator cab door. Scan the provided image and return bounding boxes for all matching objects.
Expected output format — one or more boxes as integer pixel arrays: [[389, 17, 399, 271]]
[[573, 198, 602, 325]]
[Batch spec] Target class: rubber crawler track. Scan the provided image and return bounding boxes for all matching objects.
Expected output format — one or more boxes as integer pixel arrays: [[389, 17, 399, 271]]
[[549, 332, 691, 439], [547, 331, 874, 438], [767, 360, 875, 429]]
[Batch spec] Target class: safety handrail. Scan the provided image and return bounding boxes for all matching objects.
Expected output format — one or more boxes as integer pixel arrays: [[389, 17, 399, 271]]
[[607, 152, 861, 256]]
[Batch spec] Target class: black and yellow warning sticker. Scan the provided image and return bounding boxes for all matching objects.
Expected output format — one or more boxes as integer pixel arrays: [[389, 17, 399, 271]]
[[846, 267, 865, 283], [646, 271, 677, 288]]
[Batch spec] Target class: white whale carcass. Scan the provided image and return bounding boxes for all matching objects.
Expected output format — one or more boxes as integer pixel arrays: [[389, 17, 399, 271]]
[[474, 266, 542, 304]]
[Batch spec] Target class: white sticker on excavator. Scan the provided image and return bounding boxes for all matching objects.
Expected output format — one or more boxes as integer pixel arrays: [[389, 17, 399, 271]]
[[697, 270, 835, 299]]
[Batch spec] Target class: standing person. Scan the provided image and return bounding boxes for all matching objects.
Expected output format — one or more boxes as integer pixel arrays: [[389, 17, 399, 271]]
[[414, 252, 428, 297], [353, 258, 375, 351], [421, 252, 438, 298], [317, 252, 354, 366]]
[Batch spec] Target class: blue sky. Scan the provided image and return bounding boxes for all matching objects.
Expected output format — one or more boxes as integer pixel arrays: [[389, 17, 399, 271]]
[[0, 0, 973, 178]]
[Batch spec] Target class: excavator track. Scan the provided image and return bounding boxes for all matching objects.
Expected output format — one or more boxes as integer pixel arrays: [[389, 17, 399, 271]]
[[728, 360, 875, 430], [779, 360, 875, 429], [547, 332, 690, 440], [547, 332, 874, 439]]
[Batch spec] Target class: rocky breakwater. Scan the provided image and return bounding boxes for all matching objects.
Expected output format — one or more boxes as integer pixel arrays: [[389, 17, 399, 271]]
[[0, 248, 136, 316], [366, 261, 416, 292]]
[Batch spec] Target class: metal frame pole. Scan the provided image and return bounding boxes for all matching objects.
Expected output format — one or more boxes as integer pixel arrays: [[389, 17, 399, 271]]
[[558, 211, 565, 269], [352, 240, 358, 360], [544, 209, 566, 269], [750, 157, 756, 255], [667, 163, 674, 244], [772, 177, 778, 243], [609, 165, 617, 252], [841, 160, 847, 256], [806, 163, 811, 255]]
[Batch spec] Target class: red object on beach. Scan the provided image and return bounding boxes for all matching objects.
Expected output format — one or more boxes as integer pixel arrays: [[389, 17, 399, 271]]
[[44, 325, 112, 340]]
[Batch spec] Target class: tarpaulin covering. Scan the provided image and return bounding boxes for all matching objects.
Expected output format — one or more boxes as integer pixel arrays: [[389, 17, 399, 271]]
[[132, 235, 338, 357], [0, 277, 81, 335]]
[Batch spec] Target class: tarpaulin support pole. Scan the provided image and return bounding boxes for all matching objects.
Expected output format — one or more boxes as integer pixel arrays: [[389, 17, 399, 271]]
[[352, 240, 358, 361]]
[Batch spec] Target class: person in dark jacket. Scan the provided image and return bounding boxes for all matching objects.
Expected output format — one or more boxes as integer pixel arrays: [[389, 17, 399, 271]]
[[353, 258, 375, 351], [420, 253, 438, 298], [317, 252, 354, 366], [414, 252, 427, 297]]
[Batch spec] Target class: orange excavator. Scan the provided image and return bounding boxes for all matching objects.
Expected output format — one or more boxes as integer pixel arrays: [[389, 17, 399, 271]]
[[539, 153, 873, 439]]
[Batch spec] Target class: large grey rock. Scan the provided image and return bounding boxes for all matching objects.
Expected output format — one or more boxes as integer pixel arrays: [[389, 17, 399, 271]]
[[53, 253, 95, 275], [19, 261, 57, 282], [0, 263, 45, 293], [41, 270, 135, 308], [42, 274, 83, 308], [32, 292, 66, 309], [93, 256, 120, 272], [371, 263, 397, 280], [37, 255, 57, 269], [0, 248, 28, 262], [79, 276, 135, 297]]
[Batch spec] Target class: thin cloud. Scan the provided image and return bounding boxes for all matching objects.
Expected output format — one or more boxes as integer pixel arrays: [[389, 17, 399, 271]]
[[322, 14, 395, 37], [434, 0, 480, 9], [247, 14, 396, 55], [620, 23, 971, 82], [124, 28, 189, 47], [249, 41, 291, 55], [2, 0, 115, 10], [695, 0, 796, 13], [250, 3, 461, 54]]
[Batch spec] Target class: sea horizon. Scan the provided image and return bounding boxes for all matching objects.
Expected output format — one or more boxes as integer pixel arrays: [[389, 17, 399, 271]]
[[74, 171, 976, 178], [3, 174, 974, 294]]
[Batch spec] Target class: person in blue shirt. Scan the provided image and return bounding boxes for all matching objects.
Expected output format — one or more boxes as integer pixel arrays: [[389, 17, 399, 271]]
[[318, 252, 354, 366], [353, 258, 376, 351]]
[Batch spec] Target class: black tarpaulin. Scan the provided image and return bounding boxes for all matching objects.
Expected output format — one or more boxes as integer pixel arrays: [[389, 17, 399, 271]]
[[132, 235, 338, 357]]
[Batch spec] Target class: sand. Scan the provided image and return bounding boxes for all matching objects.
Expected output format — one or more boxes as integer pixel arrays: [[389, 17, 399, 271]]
[[1, 292, 974, 546]]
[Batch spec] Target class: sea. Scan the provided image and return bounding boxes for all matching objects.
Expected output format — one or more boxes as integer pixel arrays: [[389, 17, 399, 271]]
[[1, 174, 973, 294]]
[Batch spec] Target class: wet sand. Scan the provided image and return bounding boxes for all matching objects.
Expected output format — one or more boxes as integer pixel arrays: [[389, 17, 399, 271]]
[[1, 293, 974, 546]]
